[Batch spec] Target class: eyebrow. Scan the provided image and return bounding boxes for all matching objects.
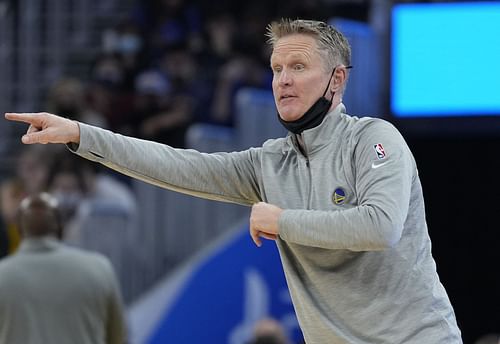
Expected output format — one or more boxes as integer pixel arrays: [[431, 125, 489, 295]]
[[270, 53, 309, 65], [288, 52, 309, 60]]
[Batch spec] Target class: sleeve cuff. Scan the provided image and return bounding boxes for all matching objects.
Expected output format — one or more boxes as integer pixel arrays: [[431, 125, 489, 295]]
[[278, 209, 294, 242]]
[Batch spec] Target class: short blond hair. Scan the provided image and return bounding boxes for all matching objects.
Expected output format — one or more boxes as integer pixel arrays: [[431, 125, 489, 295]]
[[266, 19, 351, 71]]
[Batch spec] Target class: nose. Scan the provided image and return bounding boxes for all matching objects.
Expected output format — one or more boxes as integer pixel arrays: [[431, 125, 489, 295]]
[[278, 69, 292, 87]]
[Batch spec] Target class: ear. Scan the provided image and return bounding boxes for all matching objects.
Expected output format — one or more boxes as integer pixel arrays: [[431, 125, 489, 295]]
[[331, 66, 347, 92]]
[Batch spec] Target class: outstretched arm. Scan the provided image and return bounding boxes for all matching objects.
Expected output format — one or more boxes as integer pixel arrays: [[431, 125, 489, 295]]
[[5, 112, 80, 145], [5, 112, 263, 206]]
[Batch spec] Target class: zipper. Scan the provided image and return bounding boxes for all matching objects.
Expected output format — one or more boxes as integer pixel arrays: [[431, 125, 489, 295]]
[[299, 134, 313, 209]]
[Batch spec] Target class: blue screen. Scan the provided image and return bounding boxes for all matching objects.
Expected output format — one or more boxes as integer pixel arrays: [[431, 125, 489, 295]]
[[391, 2, 500, 117]]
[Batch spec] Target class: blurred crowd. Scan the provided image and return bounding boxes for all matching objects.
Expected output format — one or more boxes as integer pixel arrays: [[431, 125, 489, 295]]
[[0, 0, 370, 260], [0, 144, 137, 256], [46, 0, 370, 142]]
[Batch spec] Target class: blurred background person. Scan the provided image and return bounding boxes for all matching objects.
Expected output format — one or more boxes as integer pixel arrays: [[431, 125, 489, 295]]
[[130, 62, 193, 147], [15, 145, 54, 196], [47, 153, 137, 244], [248, 318, 290, 344], [0, 145, 58, 256], [46, 77, 108, 128], [0, 178, 25, 256], [0, 219, 7, 259], [0, 192, 126, 344]]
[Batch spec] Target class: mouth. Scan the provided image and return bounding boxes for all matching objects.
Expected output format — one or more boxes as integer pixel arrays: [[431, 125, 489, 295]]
[[279, 95, 297, 103]]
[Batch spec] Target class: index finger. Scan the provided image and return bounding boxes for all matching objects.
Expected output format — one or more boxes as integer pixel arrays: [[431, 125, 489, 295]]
[[250, 227, 262, 247], [5, 113, 43, 125]]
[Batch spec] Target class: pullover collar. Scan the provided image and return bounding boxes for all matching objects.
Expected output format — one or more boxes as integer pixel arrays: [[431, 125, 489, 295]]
[[287, 103, 346, 157]]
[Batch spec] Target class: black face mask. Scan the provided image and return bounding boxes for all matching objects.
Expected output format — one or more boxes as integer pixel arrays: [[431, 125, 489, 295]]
[[278, 68, 336, 134]]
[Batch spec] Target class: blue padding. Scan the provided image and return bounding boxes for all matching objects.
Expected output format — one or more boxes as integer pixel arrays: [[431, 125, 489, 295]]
[[331, 18, 383, 118], [148, 225, 302, 344], [235, 88, 287, 149]]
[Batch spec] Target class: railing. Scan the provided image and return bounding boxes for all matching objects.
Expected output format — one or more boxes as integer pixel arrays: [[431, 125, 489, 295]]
[[0, 0, 133, 175]]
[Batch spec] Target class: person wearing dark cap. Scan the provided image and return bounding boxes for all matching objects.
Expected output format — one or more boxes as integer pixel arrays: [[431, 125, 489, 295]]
[[0, 193, 126, 344]]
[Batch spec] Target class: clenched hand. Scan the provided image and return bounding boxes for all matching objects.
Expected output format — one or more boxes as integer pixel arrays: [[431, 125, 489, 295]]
[[249, 202, 283, 247]]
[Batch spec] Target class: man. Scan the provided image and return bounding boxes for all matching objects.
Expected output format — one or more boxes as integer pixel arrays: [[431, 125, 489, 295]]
[[0, 193, 126, 344], [5, 19, 462, 343]]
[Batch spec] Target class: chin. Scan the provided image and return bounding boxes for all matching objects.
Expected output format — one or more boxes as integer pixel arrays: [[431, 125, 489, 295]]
[[278, 110, 302, 122]]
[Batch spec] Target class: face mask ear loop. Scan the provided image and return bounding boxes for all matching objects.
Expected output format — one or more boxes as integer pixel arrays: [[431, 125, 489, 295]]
[[322, 67, 337, 98]]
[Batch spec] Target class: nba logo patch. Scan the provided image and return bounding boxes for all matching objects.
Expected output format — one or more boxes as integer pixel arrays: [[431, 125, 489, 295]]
[[373, 143, 386, 160]]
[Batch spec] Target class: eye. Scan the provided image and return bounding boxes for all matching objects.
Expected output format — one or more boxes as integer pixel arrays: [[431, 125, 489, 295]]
[[272, 65, 282, 74], [293, 64, 305, 71]]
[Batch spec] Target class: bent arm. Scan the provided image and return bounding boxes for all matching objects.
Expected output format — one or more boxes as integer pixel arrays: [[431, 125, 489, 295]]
[[279, 122, 414, 251], [70, 122, 262, 206]]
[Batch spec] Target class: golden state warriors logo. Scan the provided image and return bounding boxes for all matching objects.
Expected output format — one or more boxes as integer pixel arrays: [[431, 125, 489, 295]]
[[332, 188, 346, 205]]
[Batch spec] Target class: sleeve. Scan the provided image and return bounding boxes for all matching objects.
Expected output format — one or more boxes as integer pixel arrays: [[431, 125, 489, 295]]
[[278, 121, 415, 251], [69, 122, 262, 206]]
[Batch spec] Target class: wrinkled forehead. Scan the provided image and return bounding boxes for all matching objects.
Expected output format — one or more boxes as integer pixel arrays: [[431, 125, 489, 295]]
[[270, 34, 320, 62]]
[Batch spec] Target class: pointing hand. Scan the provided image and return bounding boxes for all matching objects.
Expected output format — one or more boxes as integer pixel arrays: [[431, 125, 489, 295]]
[[5, 112, 80, 145]]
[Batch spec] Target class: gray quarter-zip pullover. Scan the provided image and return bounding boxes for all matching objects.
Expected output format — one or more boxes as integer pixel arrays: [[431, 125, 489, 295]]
[[71, 103, 462, 343]]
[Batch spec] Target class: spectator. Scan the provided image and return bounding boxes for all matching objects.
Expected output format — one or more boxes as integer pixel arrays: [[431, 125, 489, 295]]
[[47, 77, 107, 128], [208, 6, 271, 126], [47, 153, 137, 245], [15, 145, 54, 195], [88, 54, 135, 132], [0, 178, 26, 255], [135, 0, 202, 53], [128, 46, 196, 147], [249, 318, 290, 344], [102, 19, 147, 92], [0, 193, 126, 344], [0, 218, 7, 259]]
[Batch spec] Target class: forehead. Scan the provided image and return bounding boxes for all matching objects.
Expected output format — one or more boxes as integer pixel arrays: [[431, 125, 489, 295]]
[[270, 34, 320, 62]]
